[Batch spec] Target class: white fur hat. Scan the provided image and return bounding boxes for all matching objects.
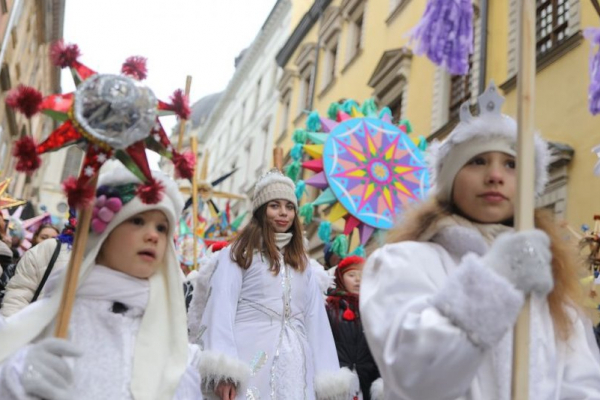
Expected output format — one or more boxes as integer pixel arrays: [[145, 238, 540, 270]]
[[427, 81, 550, 202], [252, 169, 297, 212]]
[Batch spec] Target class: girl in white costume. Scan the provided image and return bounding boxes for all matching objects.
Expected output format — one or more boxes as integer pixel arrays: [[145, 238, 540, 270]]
[[360, 83, 600, 400], [197, 169, 357, 400], [0, 166, 202, 399]]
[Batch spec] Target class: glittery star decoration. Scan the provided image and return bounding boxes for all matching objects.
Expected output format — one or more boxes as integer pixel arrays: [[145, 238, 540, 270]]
[[0, 178, 25, 210], [7, 40, 195, 208]]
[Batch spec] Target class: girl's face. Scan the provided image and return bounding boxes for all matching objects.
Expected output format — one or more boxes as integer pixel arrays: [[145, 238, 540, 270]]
[[96, 210, 169, 279], [452, 151, 516, 224], [34, 227, 58, 245], [265, 199, 296, 233], [342, 268, 363, 294]]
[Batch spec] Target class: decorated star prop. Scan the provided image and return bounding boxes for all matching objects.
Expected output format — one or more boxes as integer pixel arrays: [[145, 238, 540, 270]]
[[7, 40, 195, 208], [286, 99, 430, 256], [0, 178, 25, 210]]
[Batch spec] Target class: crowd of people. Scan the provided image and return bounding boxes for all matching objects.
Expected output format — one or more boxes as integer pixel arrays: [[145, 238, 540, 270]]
[[0, 85, 599, 399]]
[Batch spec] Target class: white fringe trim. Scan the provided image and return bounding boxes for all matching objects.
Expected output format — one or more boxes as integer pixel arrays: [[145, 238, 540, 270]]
[[315, 367, 359, 400], [187, 252, 220, 344], [198, 350, 251, 393], [370, 377, 384, 400], [310, 259, 335, 293]]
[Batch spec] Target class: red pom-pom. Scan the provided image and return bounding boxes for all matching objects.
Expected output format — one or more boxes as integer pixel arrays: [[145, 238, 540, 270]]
[[209, 241, 229, 253], [62, 176, 95, 209], [136, 178, 164, 204], [50, 40, 81, 68], [121, 56, 148, 81], [342, 308, 356, 321], [6, 85, 43, 118], [12, 136, 41, 173], [172, 150, 195, 180], [338, 255, 365, 271], [169, 89, 191, 119]]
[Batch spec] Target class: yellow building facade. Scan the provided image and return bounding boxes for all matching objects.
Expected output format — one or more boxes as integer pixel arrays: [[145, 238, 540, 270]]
[[275, 0, 595, 246]]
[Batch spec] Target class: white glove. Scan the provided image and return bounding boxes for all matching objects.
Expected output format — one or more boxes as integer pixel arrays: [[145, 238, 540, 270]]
[[21, 338, 82, 400], [483, 229, 553, 295]]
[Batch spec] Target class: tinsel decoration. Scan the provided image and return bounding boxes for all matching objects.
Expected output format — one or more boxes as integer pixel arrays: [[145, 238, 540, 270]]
[[361, 99, 378, 117], [6, 85, 43, 118], [62, 176, 95, 209], [342, 99, 359, 114], [49, 40, 81, 68], [299, 202, 314, 224], [399, 119, 413, 133], [12, 136, 41, 173], [331, 234, 349, 258], [291, 143, 304, 161], [285, 160, 301, 182], [172, 151, 196, 180], [295, 180, 306, 200], [306, 111, 322, 132], [409, 0, 473, 75], [292, 128, 308, 144], [136, 178, 165, 204], [166, 89, 191, 119], [350, 245, 366, 257], [379, 107, 392, 120], [585, 28, 600, 115], [121, 56, 148, 81], [328, 103, 340, 120], [318, 220, 332, 243]]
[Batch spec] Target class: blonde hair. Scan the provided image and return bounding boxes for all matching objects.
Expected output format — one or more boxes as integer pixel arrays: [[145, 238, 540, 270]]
[[384, 200, 585, 340]]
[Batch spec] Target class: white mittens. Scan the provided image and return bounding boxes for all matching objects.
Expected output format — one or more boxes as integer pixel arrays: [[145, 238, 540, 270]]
[[21, 338, 82, 400], [483, 230, 554, 296]]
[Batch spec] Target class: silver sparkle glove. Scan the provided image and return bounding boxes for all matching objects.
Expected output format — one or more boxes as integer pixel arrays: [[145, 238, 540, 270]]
[[483, 230, 553, 296], [21, 338, 82, 400]]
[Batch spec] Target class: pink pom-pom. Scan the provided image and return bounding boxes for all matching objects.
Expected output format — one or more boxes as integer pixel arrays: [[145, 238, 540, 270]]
[[91, 219, 107, 234], [49, 40, 81, 68], [169, 89, 191, 120], [121, 56, 148, 81], [172, 150, 195, 180], [136, 178, 164, 204], [6, 85, 43, 118], [105, 197, 123, 212], [12, 136, 41, 173], [95, 194, 107, 208], [62, 176, 95, 209], [98, 207, 115, 223]]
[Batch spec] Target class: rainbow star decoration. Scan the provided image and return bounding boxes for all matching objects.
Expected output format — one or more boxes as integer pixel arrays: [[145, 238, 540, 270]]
[[287, 99, 430, 256]]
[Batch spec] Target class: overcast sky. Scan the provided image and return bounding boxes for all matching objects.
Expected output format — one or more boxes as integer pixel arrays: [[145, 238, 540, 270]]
[[62, 0, 278, 165]]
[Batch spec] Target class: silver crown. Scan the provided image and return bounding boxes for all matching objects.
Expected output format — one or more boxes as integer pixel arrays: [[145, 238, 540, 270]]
[[459, 80, 505, 122]]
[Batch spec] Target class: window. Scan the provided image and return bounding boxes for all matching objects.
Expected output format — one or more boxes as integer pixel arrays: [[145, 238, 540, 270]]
[[280, 90, 291, 135], [351, 15, 364, 54], [254, 78, 262, 113], [60, 147, 84, 182], [319, 7, 342, 90], [448, 57, 473, 121], [341, 0, 366, 64], [240, 100, 247, 125], [322, 37, 338, 89], [536, 0, 570, 57], [388, 95, 403, 124], [1, 63, 11, 91], [1, 0, 7, 14], [298, 65, 312, 115]]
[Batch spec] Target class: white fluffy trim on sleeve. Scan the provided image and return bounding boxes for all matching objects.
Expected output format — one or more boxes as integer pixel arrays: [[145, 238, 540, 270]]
[[310, 258, 335, 293], [431, 253, 524, 349], [198, 350, 251, 393], [314, 367, 359, 400], [370, 377, 384, 400]]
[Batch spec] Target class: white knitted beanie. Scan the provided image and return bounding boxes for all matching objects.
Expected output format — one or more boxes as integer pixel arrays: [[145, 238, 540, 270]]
[[252, 169, 298, 212], [427, 81, 550, 202]]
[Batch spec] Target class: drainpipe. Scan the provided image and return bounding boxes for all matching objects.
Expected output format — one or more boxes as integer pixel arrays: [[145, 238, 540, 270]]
[[0, 0, 23, 68], [478, 0, 489, 94], [307, 0, 327, 111]]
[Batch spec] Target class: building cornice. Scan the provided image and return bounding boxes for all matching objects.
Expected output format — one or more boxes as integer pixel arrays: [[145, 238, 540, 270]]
[[275, 0, 332, 68]]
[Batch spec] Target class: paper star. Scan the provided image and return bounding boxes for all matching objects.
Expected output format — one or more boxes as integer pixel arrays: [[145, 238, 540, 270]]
[[0, 178, 26, 210]]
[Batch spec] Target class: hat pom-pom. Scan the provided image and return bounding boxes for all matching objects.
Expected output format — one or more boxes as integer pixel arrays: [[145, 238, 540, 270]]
[[6, 85, 43, 118], [342, 308, 356, 321], [12, 136, 41, 173], [136, 178, 164, 204], [172, 150, 195, 180], [62, 176, 95, 209], [50, 40, 81, 68], [121, 56, 148, 81], [169, 89, 191, 120]]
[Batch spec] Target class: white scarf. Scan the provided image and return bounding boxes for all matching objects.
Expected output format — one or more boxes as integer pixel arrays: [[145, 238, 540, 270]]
[[76, 265, 149, 310], [275, 232, 293, 250]]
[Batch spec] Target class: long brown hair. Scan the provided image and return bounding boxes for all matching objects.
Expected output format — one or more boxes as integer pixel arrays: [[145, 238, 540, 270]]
[[230, 203, 307, 274], [385, 199, 584, 341]]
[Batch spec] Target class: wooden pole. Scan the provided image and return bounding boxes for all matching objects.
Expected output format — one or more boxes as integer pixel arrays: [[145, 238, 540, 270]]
[[176, 75, 193, 153], [54, 175, 98, 338], [273, 147, 284, 171], [512, 0, 536, 398], [191, 136, 199, 271]]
